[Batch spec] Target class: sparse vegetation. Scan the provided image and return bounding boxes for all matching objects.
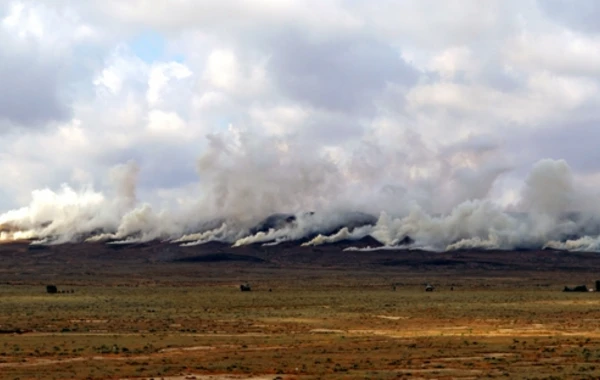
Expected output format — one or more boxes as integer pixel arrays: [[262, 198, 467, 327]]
[[2, 240, 600, 379], [1, 283, 600, 379]]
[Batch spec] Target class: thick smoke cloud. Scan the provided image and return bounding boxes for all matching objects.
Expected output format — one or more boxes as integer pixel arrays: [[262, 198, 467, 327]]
[[109, 160, 139, 208], [3, 130, 600, 252], [195, 130, 346, 224], [0, 160, 139, 244]]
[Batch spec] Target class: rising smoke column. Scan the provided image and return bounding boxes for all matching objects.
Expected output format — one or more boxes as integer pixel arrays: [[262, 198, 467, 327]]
[[192, 130, 347, 239], [0, 161, 140, 244], [110, 160, 139, 210], [231, 210, 377, 247], [0, 127, 515, 245], [226, 131, 517, 248], [361, 159, 598, 251], [0, 185, 107, 243]]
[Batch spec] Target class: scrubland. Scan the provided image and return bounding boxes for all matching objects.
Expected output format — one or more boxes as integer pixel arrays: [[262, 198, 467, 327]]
[[2, 281, 600, 379]]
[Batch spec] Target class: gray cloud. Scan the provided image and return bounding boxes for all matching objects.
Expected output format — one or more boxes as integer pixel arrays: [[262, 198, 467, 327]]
[[0, 40, 69, 128], [509, 121, 600, 175], [1, 0, 600, 224], [100, 142, 199, 191], [268, 32, 418, 114], [538, 0, 600, 33]]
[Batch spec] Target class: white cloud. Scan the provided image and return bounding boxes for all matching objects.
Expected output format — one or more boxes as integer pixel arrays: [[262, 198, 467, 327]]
[[203, 49, 239, 92], [249, 104, 308, 136], [2, 1, 99, 50], [192, 91, 228, 111], [507, 29, 600, 76], [1, 0, 600, 237], [147, 62, 192, 106], [428, 46, 477, 80], [147, 109, 186, 134], [526, 71, 598, 109], [90, 0, 363, 37]]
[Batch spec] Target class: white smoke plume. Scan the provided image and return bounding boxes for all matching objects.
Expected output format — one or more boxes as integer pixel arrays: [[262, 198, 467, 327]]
[[85, 204, 180, 243], [231, 210, 376, 247], [109, 160, 140, 210], [195, 131, 344, 226], [544, 236, 600, 252], [364, 159, 596, 251], [519, 159, 574, 216], [1, 185, 117, 244], [0, 161, 140, 244], [176, 223, 231, 246], [301, 225, 373, 246], [3, 127, 600, 252]]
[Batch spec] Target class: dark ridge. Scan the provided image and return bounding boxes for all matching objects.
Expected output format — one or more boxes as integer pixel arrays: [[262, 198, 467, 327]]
[[335, 211, 378, 229], [27, 244, 50, 251], [510, 246, 540, 252], [184, 218, 226, 235], [326, 235, 383, 248], [239, 230, 382, 248], [380, 258, 466, 267], [398, 235, 414, 245], [542, 246, 567, 252], [104, 242, 132, 250], [7, 238, 600, 284], [246, 239, 300, 249], [105, 241, 154, 250], [250, 213, 296, 235], [247, 211, 378, 246], [180, 240, 229, 250], [67, 229, 115, 243], [301, 211, 378, 243], [174, 253, 267, 263]]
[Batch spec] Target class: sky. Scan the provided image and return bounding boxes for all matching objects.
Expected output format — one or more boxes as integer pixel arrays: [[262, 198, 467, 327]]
[[1, 0, 600, 218]]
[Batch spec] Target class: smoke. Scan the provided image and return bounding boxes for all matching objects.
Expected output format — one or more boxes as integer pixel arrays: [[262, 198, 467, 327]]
[[3, 127, 600, 252], [0, 185, 113, 244], [1, 161, 141, 244], [177, 223, 230, 246], [86, 204, 174, 243], [363, 159, 596, 251], [302, 225, 373, 246], [231, 211, 375, 247], [368, 201, 523, 250], [195, 130, 344, 226], [109, 160, 139, 210], [519, 159, 574, 216]]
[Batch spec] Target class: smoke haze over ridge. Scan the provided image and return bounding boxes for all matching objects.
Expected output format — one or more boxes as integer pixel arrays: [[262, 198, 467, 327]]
[[2, 1, 600, 252], [3, 134, 600, 252]]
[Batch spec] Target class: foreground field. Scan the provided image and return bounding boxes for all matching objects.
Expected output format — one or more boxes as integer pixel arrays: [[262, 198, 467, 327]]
[[2, 282, 600, 379], [2, 241, 600, 379]]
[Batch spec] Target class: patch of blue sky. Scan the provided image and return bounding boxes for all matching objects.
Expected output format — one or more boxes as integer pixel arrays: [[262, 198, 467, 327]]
[[129, 30, 185, 63]]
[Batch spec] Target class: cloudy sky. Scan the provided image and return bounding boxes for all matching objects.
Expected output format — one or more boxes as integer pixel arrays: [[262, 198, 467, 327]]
[[1, 0, 599, 215]]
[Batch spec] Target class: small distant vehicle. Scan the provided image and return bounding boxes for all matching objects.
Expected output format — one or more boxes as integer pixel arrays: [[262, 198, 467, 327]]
[[46, 285, 58, 294]]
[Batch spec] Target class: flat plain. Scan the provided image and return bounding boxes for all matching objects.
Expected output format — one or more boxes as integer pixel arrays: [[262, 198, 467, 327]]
[[1, 240, 600, 379]]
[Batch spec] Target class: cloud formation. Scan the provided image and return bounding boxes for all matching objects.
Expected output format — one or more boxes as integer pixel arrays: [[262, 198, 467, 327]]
[[1, 1, 600, 250]]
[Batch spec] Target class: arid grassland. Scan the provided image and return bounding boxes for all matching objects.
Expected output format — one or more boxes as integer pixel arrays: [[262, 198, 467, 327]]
[[2, 284, 600, 379], [2, 241, 600, 379]]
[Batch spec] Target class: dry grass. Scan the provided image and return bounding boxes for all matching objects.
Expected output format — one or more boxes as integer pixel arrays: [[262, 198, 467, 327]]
[[1, 282, 600, 379]]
